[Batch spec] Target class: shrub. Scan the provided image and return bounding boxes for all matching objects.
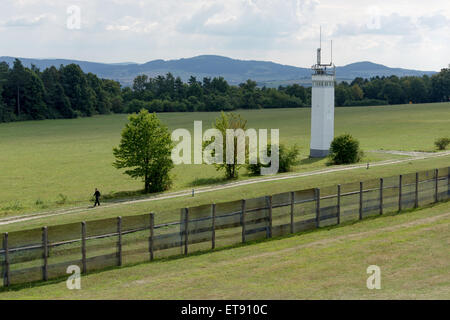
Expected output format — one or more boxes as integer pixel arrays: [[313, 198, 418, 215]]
[[329, 134, 363, 164], [2, 201, 23, 212], [342, 99, 389, 107], [247, 144, 300, 175], [35, 198, 48, 209], [279, 144, 300, 172], [434, 137, 450, 150], [56, 193, 68, 205]]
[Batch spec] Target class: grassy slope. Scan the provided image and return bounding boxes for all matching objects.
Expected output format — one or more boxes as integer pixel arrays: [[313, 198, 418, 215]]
[[0, 102, 449, 217], [1, 201, 449, 300]]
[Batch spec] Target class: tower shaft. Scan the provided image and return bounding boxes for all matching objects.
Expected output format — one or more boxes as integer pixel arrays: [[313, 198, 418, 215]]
[[310, 74, 335, 157]]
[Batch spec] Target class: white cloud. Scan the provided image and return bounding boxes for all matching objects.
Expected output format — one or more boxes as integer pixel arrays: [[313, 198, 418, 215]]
[[177, 0, 312, 38], [333, 13, 418, 36], [0, 0, 448, 71], [105, 16, 158, 33], [418, 14, 450, 29], [1, 14, 50, 27]]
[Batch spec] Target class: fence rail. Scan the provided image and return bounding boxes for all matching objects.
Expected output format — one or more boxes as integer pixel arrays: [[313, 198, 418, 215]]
[[1, 167, 449, 287]]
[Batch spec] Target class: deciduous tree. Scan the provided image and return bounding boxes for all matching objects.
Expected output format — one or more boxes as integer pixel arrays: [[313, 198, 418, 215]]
[[113, 109, 174, 193]]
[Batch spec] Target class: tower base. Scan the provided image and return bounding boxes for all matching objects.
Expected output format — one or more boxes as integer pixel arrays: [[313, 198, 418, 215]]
[[310, 149, 329, 158]]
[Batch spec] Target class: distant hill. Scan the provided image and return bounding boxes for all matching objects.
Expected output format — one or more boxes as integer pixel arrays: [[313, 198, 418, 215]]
[[0, 55, 437, 87]]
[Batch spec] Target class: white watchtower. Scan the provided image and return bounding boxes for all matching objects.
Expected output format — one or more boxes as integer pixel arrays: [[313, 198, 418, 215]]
[[310, 34, 335, 158]]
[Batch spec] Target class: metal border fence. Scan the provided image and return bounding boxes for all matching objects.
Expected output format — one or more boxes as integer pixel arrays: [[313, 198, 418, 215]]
[[1, 167, 449, 287]]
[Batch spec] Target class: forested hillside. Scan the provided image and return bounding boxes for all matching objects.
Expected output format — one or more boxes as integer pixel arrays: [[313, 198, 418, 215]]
[[0, 59, 449, 123], [0, 55, 437, 86]]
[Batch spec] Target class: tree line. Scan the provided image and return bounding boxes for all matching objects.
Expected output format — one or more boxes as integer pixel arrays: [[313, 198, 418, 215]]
[[335, 69, 450, 106], [1, 58, 449, 123], [0, 59, 123, 122]]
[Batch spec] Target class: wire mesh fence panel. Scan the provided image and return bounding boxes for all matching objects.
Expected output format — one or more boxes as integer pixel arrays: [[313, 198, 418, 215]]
[[340, 182, 360, 222], [364, 178, 382, 190], [245, 197, 269, 241], [293, 189, 316, 233], [6, 228, 43, 285], [0, 247, 4, 288], [271, 193, 292, 235], [438, 167, 449, 202], [401, 173, 417, 210], [122, 214, 151, 266], [361, 178, 382, 218], [214, 200, 242, 248], [362, 189, 380, 218], [153, 209, 183, 259], [418, 170, 437, 206], [319, 185, 338, 227], [85, 253, 118, 272], [382, 175, 400, 213], [186, 204, 213, 254], [9, 265, 43, 285], [85, 218, 119, 272], [47, 222, 82, 280]]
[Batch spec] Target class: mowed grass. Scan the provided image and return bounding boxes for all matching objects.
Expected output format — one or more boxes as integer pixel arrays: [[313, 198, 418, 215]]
[[0, 102, 449, 217], [1, 201, 449, 299]]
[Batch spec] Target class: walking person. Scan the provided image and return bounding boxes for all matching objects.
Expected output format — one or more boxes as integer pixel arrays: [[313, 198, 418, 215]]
[[93, 188, 101, 207]]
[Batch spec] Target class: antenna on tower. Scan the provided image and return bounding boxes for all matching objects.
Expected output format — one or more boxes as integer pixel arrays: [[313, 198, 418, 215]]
[[317, 26, 322, 65], [320, 26, 322, 50], [331, 40, 333, 65]]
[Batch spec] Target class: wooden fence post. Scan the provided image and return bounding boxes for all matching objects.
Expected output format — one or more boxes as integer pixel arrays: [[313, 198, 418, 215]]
[[315, 188, 320, 228], [117, 217, 122, 267], [415, 172, 419, 208], [359, 182, 363, 220], [337, 185, 341, 225], [149, 213, 154, 261], [3, 233, 9, 287], [212, 204, 216, 250], [380, 178, 384, 215], [435, 169, 439, 203], [290, 192, 295, 234], [81, 222, 87, 274], [241, 199, 246, 243], [184, 208, 189, 255], [399, 175, 403, 212], [42, 226, 48, 281], [267, 196, 273, 238]]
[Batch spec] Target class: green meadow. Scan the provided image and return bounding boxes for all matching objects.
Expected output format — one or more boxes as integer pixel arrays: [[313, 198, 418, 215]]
[[0, 102, 449, 219]]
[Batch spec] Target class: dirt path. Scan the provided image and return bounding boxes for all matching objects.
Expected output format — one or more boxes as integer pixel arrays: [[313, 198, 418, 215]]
[[370, 150, 438, 157], [1, 150, 449, 226]]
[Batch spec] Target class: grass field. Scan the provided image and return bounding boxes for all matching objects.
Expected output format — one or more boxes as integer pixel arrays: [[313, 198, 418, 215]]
[[0, 102, 449, 218], [0, 102, 449, 225], [1, 201, 449, 299]]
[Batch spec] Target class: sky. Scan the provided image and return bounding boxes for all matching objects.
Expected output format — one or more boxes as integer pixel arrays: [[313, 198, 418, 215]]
[[0, 0, 449, 71]]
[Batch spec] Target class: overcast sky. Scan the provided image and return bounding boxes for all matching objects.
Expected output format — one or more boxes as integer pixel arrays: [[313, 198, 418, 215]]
[[1, 0, 449, 71]]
